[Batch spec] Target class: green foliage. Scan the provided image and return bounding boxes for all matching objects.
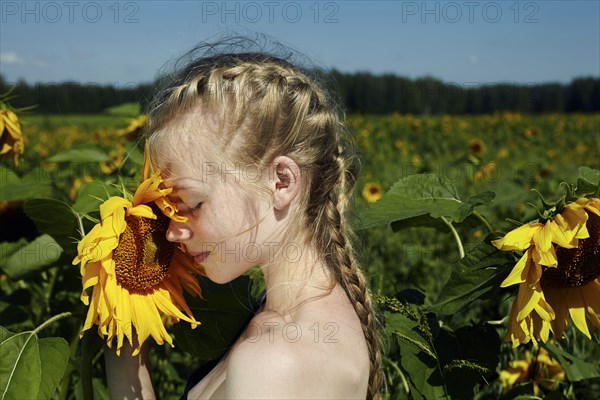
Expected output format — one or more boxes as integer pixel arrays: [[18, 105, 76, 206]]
[[104, 103, 141, 117], [172, 276, 256, 361], [544, 342, 600, 382], [430, 240, 512, 316], [23, 199, 80, 254], [48, 147, 111, 163], [1, 112, 599, 399], [0, 325, 69, 400], [576, 166, 600, 196], [0, 235, 62, 280], [357, 173, 495, 229]]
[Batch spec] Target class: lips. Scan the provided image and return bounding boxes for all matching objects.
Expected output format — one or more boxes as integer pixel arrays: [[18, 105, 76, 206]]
[[190, 251, 210, 265]]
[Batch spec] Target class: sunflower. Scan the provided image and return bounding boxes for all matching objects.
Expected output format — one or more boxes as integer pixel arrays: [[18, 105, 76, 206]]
[[100, 141, 126, 175], [493, 197, 600, 347], [0, 108, 24, 165], [362, 182, 383, 203], [467, 138, 485, 156], [474, 161, 497, 182], [499, 347, 564, 395], [119, 114, 148, 140], [73, 143, 202, 355]]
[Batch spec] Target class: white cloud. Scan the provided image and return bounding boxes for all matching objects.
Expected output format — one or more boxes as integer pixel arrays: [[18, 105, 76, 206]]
[[468, 55, 479, 64], [0, 52, 24, 65]]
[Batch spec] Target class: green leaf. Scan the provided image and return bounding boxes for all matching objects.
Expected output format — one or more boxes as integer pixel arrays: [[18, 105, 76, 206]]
[[23, 198, 79, 254], [36, 338, 69, 400], [72, 181, 118, 214], [0, 166, 53, 201], [543, 341, 600, 381], [91, 378, 110, 400], [0, 238, 27, 262], [436, 324, 500, 399], [356, 173, 493, 229], [385, 311, 435, 358], [123, 142, 145, 167], [429, 240, 513, 315], [0, 235, 62, 280], [0, 327, 69, 400], [0, 327, 41, 400], [47, 146, 110, 163], [172, 276, 256, 361], [455, 191, 495, 222], [575, 166, 600, 195], [384, 312, 446, 399], [73, 378, 110, 400], [390, 214, 448, 232]]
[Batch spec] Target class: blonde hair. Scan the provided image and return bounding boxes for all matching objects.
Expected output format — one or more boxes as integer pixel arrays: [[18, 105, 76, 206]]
[[147, 37, 382, 399]]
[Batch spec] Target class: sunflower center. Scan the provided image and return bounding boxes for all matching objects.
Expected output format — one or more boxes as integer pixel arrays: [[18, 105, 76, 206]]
[[113, 205, 175, 293], [541, 210, 600, 288]]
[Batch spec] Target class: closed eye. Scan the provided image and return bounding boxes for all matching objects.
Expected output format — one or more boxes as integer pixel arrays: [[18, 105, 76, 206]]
[[189, 202, 203, 216]]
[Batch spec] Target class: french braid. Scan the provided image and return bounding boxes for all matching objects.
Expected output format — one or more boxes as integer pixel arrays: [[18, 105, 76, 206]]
[[149, 48, 382, 399]]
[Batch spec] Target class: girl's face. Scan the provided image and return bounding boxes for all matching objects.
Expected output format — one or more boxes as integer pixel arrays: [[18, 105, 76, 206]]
[[159, 144, 276, 284]]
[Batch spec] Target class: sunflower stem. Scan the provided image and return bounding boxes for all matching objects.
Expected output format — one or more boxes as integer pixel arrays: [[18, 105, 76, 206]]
[[32, 311, 72, 335], [473, 211, 494, 233], [80, 332, 97, 400], [441, 217, 465, 259], [58, 324, 83, 400], [384, 356, 409, 393], [75, 212, 86, 239]]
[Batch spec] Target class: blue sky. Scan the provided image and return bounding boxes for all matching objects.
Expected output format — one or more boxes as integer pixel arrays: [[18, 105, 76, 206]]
[[1, 1, 599, 85]]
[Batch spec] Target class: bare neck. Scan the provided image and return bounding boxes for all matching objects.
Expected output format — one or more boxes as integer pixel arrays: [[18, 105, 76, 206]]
[[259, 245, 335, 318]]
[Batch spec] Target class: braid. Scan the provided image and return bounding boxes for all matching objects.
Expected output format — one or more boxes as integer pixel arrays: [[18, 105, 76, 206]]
[[322, 155, 383, 400]]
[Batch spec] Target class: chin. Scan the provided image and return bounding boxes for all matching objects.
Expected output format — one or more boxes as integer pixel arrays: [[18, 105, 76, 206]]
[[204, 268, 237, 284]]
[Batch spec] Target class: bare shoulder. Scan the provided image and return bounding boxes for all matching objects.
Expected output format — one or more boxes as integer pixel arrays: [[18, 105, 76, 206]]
[[225, 287, 369, 399]]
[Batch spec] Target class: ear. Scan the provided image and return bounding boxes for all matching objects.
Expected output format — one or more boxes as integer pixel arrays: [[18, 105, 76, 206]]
[[272, 156, 300, 211]]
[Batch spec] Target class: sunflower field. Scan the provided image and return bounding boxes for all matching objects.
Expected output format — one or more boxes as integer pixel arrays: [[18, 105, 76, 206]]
[[1, 95, 599, 400]]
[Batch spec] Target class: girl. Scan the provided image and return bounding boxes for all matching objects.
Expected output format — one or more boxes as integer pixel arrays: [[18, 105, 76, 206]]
[[105, 37, 382, 400]]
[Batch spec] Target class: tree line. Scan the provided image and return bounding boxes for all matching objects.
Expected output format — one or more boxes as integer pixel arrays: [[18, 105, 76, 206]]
[[1, 73, 598, 115]]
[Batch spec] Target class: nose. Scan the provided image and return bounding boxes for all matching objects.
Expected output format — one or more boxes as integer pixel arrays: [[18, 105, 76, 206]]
[[166, 219, 192, 242]]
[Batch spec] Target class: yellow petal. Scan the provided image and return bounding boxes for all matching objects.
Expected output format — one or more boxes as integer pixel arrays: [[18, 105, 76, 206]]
[[141, 140, 151, 181], [154, 287, 198, 327], [130, 295, 149, 355], [558, 203, 588, 241], [538, 319, 551, 342], [127, 204, 157, 219], [569, 305, 591, 339], [500, 250, 531, 287], [155, 197, 187, 223], [81, 262, 101, 305], [533, 295, 555, 321], [584, 198, 600, 216], [534, 221, 553, 252], [142, 295, 170, 346], [582, 279, 600, 329], [532, 242, 557, 268], [516, 282, 542, 321], [526, 251, 543, 286], [549, 215, 578, 248], [100, 196, 130, 219], [3, 110, 22, 138], [0, 143, 12, 154], [492, 223, 542, 251], [132, 174, 171, 206]]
